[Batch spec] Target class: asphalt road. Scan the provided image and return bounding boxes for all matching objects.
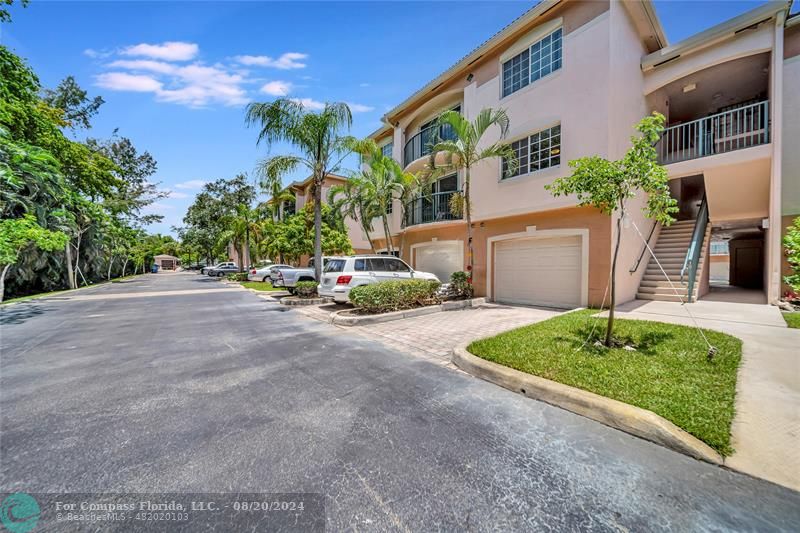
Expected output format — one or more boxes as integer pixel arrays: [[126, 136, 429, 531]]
[[1, 273, 798, 531]]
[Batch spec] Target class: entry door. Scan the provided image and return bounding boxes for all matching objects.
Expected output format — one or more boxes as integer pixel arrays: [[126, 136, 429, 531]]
[[494, 235, 582, 308]]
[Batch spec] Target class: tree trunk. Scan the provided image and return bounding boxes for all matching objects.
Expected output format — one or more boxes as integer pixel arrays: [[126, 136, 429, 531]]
[[0, 264, 10, 302], [465, 167, 473, 282], [382, 215, 394, 254], [313, 177, 323, 281], [107, 256, 114, 281], [72, 232, 82, 289], [122, 258, 129, 277], [605, 208, 624, 347], [65, 240, 76, 290]]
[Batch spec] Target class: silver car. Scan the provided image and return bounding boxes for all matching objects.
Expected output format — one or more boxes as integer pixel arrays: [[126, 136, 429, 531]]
[[318, 255, 439, 303], [248, 263, 290, 282]]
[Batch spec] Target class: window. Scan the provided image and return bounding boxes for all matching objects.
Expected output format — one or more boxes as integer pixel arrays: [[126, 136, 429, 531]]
[[710, 242, 729, 255], [367, 258, 387, 271], [378, 250, 400, 257], [502, 28, 562, 98], [386, 197, 393, 214], [354, 258, 367, 271], [386, 259, 410, 272], [381, 142, 393, 158], [503, 124, 561, 178], [324, 259, 346, 273]]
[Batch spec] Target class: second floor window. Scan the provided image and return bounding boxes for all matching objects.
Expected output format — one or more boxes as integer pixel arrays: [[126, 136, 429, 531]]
[[503, 124, 561, 179], [381, 142, 393, 158], [502, 27, 562, 98]]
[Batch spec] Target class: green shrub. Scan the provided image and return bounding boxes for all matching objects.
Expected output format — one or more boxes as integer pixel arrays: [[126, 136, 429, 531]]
[[349, 279, 441, 314], [783, 216, 800, 294], [295, 281, 318, 298], [449, 271, 473, 299], [226, 272, 248, 282]]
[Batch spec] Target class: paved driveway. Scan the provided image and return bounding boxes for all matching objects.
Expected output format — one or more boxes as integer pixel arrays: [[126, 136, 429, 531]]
[[346, 303, 562, 363], [2, 273, 799, 530]]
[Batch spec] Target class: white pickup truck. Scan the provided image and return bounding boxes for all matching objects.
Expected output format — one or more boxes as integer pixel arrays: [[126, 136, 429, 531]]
[[271, 257, 333, 294]]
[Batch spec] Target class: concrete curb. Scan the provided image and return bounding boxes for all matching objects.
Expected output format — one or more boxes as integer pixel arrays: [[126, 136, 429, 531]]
[[280, 296, 332, 306], [452, 343, 723, 464], [331, 297, 487, 326]]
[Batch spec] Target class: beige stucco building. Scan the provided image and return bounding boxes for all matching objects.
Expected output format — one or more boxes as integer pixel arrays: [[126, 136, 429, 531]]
[[359, 0, 797, 308]]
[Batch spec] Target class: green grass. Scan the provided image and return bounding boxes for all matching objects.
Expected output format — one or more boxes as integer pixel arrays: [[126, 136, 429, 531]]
[[782, 312, 800, 329], [239, 281, 284, 292], [468, 309, 742, 455]]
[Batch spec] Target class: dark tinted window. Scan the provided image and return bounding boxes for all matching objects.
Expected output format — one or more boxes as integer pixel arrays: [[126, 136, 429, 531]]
[[386, 259, 410, 272], [324, 259, 346, 273], [367, 258, 387, 271], [354, 258, 367, 271]]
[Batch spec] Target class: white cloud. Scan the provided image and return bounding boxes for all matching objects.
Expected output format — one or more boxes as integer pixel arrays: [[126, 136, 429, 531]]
[[163, 190, 190, 199], [359, 82, 371, 88], [84, 48, 113, 59], [347, 102, 375, 113], [260, 80, 292, 96], [290, 97, 325, 111], [174, 180, 207, 190], [108, 59, 178, 74], [96, 72, 163, 92], [144, 202, 174, 212], [234, 52, 308, 69], [122, 41, 199, 61]]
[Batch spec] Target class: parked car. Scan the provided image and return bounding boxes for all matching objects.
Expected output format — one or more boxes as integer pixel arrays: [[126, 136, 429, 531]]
[[318, 255, 440, 303], [201, 262, 234, 275], [248, 263, 291, 282], [206, 263, 239, 277], [272, 257, 334, 294]]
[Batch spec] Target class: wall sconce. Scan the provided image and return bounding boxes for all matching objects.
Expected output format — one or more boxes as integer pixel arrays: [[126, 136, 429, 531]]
[[466, 73, 474, 82]]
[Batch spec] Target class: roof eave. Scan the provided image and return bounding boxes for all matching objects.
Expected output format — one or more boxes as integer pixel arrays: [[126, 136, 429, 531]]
[[641, 1, 791, 71]]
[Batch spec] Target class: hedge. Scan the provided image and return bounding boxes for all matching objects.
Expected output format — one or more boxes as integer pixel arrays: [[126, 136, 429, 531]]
[[295, 281, 318, 298], [349, 279, 441, 314]]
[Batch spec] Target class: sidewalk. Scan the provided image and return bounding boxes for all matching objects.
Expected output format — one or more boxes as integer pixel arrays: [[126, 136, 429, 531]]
[[603, 299, 800, 491]]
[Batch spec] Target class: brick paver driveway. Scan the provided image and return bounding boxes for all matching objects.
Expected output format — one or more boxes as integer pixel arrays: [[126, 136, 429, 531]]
[[347, 303, 563, 362]]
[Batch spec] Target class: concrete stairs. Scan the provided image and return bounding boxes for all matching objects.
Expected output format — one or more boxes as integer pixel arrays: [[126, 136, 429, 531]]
[[636, 219, 710, 302]]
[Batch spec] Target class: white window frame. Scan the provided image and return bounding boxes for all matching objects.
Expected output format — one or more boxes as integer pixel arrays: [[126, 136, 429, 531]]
[[500, 122, 562, 181], [499, 19, 563, 100]]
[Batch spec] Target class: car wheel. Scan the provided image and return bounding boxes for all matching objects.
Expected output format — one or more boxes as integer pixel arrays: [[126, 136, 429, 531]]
[[262, 276, 270, 283], [287, 288, 296, 295], [217, 272, 224, 277]]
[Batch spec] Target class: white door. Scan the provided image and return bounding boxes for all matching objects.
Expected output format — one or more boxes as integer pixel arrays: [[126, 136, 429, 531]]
[[494, 235, 582, 308], [414, 242, 462, 283]]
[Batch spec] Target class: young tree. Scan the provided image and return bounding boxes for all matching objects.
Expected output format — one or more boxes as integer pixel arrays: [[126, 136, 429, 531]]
[[546, 112, 677, 346], [328, 178, 378, 253], [245, 99, 353, 282], [783, 216, 800, 295], [0, 215, 67, 301], [428, 108, 516, 280]]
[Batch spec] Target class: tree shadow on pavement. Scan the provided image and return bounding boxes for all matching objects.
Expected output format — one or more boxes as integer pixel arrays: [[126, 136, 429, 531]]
[[0, 302, 47, 325]]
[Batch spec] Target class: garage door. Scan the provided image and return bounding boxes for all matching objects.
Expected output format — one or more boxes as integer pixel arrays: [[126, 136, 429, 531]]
[[494, 235, 582, 308], [414, 242, 462, 283]]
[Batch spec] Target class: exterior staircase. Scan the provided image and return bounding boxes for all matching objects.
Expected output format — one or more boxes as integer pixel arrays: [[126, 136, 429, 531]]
[[636, 219, 711, 302]]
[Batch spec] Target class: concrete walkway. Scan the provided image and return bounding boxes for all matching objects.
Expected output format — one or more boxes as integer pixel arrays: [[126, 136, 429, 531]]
[[604, 299, 800, 491]]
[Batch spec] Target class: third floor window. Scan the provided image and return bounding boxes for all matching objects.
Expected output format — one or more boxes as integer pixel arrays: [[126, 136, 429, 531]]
[[502, 27, 562, 98]]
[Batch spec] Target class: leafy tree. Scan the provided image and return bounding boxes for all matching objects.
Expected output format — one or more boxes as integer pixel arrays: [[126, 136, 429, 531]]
[[327, 179, 378, 252], [0, 215, 67, 301], [546, 112, 677, 346], [783, 216, 800, 294], [246, 99, 353, 281], [428, 108, 516, 280], [0, 0, 27, 23], [260, 203, 352, 264], [42, 76, 104, 131]]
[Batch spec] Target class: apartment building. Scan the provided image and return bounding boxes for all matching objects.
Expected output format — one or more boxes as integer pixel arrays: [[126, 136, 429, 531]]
[[366, 0, 796, 308]]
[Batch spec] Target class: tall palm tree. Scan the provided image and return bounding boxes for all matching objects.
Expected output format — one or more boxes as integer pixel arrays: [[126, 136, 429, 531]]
[[245, 99, 353, 281], [329, 177, 379, 253], [428, 108, 516, 279]]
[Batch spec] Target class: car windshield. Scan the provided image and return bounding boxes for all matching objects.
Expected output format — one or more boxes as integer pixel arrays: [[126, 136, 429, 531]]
[[324, 259, 346, 273]]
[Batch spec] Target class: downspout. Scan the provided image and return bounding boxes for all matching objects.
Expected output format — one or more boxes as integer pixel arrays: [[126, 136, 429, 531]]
[[768, 10, 785, 303]]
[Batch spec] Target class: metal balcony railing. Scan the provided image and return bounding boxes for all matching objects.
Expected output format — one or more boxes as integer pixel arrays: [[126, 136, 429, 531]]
[[657, 100, 769, 164], [403, 190, 461, 227], [403, 122, 458, 168]]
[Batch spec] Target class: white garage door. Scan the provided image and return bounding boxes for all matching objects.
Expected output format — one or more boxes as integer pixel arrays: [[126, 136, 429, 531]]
[[414, 242, 462, 283], [494, 235, 582, 308]]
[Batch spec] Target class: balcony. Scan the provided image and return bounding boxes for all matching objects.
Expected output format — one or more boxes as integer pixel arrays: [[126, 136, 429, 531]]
[[657, 100, 769, 165], [403, 190, 462, 227], [403, 122, 458, 168]]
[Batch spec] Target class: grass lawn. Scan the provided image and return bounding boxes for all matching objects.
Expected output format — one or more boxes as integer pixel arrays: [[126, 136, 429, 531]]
[[782, 312, 800, 329], [468, 309, 742, 455], [239, 281, 284, 292]]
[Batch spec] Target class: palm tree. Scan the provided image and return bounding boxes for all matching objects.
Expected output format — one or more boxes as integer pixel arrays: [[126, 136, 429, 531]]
[[428, 108, 516, 279], [328, 178, 379, 253], [220, 204, 261, 271], [245, 99, 353, 281]]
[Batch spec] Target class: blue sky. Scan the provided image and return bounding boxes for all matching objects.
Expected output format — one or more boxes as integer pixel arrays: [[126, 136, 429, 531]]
[[1, 1, 788, 235]]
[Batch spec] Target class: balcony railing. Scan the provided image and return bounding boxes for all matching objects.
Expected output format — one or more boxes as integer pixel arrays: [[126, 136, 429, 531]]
[[403, 190, 462, 227], [657, 100, 769, 164], [403, 123, 458, 167]]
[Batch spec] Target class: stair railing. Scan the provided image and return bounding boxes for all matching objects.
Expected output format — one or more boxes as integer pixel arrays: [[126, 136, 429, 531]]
[[629, 221, 658, 273], [680, 194, 709, 303]]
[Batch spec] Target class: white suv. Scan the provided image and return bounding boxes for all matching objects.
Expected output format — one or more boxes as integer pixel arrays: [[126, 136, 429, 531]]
[[318, 255, 440, 303]]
